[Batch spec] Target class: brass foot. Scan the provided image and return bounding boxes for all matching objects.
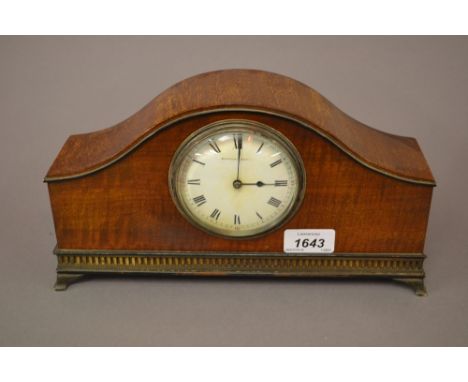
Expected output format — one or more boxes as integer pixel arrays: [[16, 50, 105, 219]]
[[393, 278, 427, 296], [54, 273, 86, 291]]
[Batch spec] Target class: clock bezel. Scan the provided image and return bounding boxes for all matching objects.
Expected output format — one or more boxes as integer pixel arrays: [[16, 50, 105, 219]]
[[168, 118, 307, 240]]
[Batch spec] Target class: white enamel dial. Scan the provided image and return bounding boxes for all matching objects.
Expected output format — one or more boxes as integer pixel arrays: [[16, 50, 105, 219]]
[[169, 120, 305, 238]]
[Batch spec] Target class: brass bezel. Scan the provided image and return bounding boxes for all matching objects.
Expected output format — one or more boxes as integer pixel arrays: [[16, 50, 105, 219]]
[[168, 119, 306, 239]]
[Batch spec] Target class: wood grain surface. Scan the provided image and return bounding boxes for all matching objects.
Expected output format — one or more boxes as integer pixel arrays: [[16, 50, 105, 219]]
[[48, 112, 433, 253], [45, 70, 435, 184]]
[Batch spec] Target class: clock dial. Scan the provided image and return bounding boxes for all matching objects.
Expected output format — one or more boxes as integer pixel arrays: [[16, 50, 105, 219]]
[[169, 120, 305, 238]]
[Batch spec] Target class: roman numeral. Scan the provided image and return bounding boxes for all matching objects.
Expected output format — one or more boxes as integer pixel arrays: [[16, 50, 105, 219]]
[[193, 195, 206, 207], [267, 197, 281, 208], [234, 214, 241, 225], [270, 159, 282, 168], [187, 179, 200, 185], [209, 140, 221, 153], [210, 208, 221, 220], [192, 159, 205, 166], [275, 180, 288, 187], [256, 142, 264, 153], [256, 211, 263, 221]]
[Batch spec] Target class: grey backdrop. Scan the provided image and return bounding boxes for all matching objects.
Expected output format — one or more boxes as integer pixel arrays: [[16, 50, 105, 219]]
[[0, 36, 467, 346]]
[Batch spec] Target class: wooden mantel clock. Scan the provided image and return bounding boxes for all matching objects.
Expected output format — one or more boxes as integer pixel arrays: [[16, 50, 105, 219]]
[[44, 69, 436, 294]]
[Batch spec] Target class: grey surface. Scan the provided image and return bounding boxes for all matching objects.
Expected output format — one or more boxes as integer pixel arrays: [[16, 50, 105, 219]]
[[0, 36, 467, 346]]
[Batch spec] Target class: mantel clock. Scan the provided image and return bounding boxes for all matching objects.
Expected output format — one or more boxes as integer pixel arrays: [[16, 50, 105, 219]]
[[44, 69, 436, 294]]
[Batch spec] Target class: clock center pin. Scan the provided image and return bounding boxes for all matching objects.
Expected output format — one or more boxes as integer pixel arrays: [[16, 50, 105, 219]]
[[232, 179, 242, 189]]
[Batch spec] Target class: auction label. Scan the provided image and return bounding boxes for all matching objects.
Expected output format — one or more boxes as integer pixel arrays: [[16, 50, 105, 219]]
[[283, 229, 335, 254]]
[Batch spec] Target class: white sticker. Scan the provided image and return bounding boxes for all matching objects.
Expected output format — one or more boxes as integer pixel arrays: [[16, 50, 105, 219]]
[[283, 229, 335, 254]]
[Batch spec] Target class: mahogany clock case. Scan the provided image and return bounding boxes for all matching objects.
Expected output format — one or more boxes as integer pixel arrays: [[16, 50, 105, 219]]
[[44, 70, 435, 294]]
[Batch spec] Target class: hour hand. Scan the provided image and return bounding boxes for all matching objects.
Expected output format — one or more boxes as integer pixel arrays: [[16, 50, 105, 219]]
[[240, 181, 287, 187], [242, 180, 277, 187]]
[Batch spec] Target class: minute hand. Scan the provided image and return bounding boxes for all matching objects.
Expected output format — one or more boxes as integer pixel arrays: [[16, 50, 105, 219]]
[[235, 134, 243, 181]]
